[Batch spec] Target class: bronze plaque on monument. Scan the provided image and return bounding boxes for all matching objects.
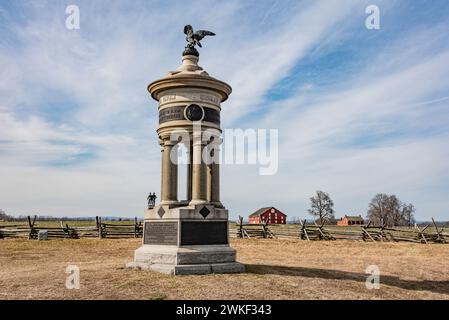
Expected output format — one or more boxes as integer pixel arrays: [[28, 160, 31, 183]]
[[144, 221, 178, 245], [180, 221, 228, 245]]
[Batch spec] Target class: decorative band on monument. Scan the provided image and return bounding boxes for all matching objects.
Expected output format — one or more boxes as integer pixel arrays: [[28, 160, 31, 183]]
[[159, 105, 220, 124]]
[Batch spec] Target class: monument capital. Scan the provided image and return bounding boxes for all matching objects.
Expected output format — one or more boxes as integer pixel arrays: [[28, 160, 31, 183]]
[[147, 54, 232, 103]]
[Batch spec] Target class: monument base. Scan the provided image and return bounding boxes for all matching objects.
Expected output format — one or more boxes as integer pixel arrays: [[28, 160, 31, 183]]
[[127, 262, 245, 275], [127, 245, 245, 275], [127, 205, 245, 275]]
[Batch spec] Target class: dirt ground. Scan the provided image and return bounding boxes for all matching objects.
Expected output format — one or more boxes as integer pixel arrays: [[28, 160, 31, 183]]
[[0, 238, 448, 300]]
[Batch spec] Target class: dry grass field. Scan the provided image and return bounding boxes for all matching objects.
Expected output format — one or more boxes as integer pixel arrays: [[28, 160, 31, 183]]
[[0, 238, 448, 300]]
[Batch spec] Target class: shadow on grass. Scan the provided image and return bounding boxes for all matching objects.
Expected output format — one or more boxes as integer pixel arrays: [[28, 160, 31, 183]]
[[245, 264, 449, 295]]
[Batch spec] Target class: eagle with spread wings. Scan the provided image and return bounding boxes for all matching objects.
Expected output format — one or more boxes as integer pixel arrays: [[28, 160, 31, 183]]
[[184, 25, 216, 49]]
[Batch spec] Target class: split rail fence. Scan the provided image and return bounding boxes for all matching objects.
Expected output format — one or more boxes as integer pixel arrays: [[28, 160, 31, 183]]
[[229, 217, 448, 244], [0, 216, 143, 240], [2, 215, 447, 244]]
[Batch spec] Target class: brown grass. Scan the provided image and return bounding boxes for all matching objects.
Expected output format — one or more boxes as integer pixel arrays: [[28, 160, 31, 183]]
[[0, 238, 448, 300]]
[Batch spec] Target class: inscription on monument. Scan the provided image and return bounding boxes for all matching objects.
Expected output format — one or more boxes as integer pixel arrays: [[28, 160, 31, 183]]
[[159, 106, 185, 123], [182, 92, 220, 105], [180, 221, 228, 245], [144, 221, 178, 245], [160, 94, 176, 103], [200, 94, 219, 104]]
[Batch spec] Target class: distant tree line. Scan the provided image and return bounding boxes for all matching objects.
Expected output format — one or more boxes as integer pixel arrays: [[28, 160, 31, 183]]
[[0, 209, 134, 222], [0, 209, 12, 221]]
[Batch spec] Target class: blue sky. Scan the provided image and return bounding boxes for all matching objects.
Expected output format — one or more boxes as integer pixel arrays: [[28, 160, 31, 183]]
[[1, 0, 449, 220]]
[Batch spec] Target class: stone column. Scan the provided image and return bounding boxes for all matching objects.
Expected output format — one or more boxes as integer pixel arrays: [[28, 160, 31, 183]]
[[204, 135, 222, 207], [211, 158, 221, 206], [159, 140, 164, 203], [190, 133, 208, 205], [161, 138, 178, 205], [210, 141, 222, 207], [186, 140, 193, 201], [207, 163, 212, 203]]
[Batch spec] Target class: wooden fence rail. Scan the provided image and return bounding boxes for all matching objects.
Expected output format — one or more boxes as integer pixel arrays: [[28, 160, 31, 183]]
[[0, 216, 143, 240], [231, 217, 447, 244]]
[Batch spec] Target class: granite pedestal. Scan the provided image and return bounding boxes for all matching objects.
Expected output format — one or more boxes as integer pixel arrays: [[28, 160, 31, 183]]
[[127, 204, 245, 275]]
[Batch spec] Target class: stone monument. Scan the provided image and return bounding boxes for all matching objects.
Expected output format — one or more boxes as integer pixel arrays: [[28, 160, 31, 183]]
[[127, 25, 245, 275]]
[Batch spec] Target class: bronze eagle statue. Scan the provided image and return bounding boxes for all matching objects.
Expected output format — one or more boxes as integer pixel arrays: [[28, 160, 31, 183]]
[[184, 25, 215, 49]]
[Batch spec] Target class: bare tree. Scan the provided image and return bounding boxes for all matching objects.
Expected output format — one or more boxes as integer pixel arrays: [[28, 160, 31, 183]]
[[388, 195, 403, 226], [367, 194, 415, 227], [401, 203, 416, 228], [366, 193, 390, 225], [308, 191, 335, 224]]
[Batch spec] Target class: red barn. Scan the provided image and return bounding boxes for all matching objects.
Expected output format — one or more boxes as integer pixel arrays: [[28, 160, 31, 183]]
[[248, 207, 287, 225], [337, 215, 364, 226]]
